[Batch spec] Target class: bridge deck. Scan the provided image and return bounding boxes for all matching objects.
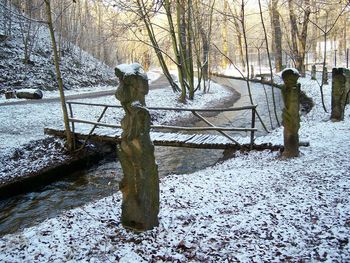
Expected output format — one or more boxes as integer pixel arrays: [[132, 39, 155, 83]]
[[44, 128, 245, 149]]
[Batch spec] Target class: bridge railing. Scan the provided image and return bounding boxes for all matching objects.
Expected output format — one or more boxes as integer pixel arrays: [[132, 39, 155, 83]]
[[66, 101, 258, 150]]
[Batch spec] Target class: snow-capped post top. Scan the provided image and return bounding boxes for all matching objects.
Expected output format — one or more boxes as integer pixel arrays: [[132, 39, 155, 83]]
[[282, 68, 300, 87], [115, 63, 149, 105], [115, 63, 147, 80]]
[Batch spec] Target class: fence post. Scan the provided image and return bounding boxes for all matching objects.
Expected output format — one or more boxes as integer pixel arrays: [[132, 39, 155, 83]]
[[281, 68, 300, 158], [67, 102, 76, 150], [311, 65, 316, 80], [331, 68, 350, 121], [322, 66, 328, 85], [250, 108, 255, 149], [115, 63, 159, 232]]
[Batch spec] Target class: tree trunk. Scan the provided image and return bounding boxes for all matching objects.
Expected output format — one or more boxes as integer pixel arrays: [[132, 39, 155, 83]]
[[176, 0, 188, 101], [270, 0, 283, 72], [44, 0, 73, 151], [258, 0, 280, 126], [232, 8, 245, 72], [186, 0, 195, 100], [136, 0, 180, 93], [288, 0, 310, 77], [221, 0, 229, 69]]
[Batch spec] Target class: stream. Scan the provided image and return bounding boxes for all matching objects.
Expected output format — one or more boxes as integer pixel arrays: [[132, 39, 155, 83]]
[[0, 78, 283, 236]]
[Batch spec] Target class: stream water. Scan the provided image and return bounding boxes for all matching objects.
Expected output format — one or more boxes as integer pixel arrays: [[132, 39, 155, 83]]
[[0, 78, 283, 236]]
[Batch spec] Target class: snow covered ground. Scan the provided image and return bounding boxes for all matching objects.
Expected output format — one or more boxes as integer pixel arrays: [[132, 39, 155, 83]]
[[0, 73, 349, 261]]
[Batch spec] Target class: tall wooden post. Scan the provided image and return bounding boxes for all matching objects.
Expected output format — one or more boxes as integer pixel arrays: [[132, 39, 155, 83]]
[[281, 68, 300, 158], [331, 68, 350, 121], [311, 64, 316, 80], [115, 63, 159, 231], [322, 66, 328, 85], [250, 65, 255, 79]]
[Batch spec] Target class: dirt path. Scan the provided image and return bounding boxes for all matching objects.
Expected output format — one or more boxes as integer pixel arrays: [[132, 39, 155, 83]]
[[0, 75, 170, 107]]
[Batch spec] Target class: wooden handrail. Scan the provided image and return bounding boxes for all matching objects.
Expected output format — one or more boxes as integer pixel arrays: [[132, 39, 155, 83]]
[[66, 101, 258, 149], [68, 118, 257, 132], [192, 110, 240, 145], [66, 101, 257, 112]]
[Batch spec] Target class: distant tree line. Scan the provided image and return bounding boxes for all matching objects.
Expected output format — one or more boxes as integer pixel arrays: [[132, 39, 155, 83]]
[[0, 0, 349, 101]]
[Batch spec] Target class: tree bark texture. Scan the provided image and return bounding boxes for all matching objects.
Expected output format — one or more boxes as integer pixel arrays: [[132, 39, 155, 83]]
[[287, 0, 310, 77], [44, 0, 73, 151], [323, 66, 328, 85], [331, 68, 350, 121], [221, 0, 229, 69], [270, 0, 283, 72], [115, 63, 159, 232], [281, 68, 300, 158]]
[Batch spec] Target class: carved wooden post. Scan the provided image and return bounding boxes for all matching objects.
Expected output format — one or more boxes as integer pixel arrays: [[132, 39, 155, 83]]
[[281, 68, 300, 158], [311, 65, 316, 80], [331, 68, 350, 121], [322, 66, 328, 85], [115, 63, 159, 231]]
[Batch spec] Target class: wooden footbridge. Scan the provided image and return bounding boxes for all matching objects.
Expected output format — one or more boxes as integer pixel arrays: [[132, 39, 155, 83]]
[[45, 101, 261, 151]]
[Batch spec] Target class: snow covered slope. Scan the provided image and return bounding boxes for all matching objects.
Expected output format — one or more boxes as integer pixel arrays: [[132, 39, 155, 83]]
[[0, 4, 116, 93]]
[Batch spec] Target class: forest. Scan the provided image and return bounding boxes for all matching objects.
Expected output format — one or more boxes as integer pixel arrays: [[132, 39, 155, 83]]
[[1, 0, 349, 96]]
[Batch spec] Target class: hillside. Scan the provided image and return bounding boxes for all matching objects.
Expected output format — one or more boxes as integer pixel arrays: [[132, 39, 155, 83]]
[[0, 6, 116, 94]]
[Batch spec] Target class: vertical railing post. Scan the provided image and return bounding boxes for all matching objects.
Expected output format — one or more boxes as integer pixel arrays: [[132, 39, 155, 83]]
[[67, 102, 76, 150], [250, 107, 256, 149]]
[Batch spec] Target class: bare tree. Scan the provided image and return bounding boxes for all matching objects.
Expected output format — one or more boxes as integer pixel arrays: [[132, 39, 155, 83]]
[[193, 0, 216, 93], [44, 0, 73, 150], [1, 0, 13, 36], [258, 0, 280, 126], [229, 5, 245, 72], [221, 0, 229, 69], [308, 0, 350, 112], [287, 0, 311, 77], [270, 0, 283, 72], [18, 0, 43, 64]]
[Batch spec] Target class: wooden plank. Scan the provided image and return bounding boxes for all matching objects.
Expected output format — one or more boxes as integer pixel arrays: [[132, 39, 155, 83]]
[[44, 128, 238, 149], [151, 125, 257, 132]]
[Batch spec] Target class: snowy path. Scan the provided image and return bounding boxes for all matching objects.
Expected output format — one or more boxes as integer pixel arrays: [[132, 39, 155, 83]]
[[0, 73, 167, 107], [0, 89, 116, 106]]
